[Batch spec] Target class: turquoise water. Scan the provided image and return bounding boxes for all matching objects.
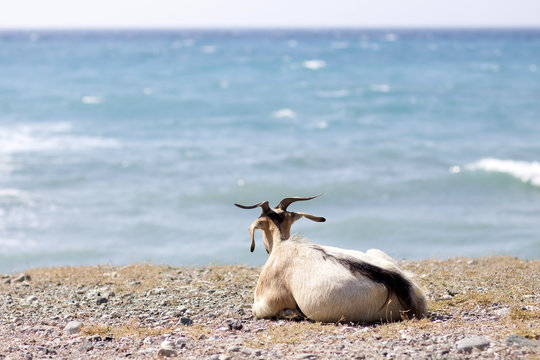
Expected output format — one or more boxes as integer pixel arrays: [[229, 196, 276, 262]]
[[1, 29, 539, 272]]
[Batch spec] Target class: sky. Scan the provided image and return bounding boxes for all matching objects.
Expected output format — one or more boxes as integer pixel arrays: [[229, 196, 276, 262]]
[[1, 0, 539, 29]]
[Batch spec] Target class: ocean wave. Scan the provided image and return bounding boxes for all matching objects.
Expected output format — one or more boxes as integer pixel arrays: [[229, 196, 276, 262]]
[[303, 60, 326, 70], [271, 108, 296, 119], [0, 188, 34, 205], [464, 158, 540, 187], [81, 96, 102, 104], [0, 237, 38, 249], [370, 84, 391, 93], [384, 33, 398, 42], [202, 45, 216, 54], [0, 123, 120, 154]]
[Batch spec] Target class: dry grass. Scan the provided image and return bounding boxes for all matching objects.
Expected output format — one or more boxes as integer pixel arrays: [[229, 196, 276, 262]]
[[82, 322, 173, 338], [24, 263, 175, 294], [9, 256, 540, 344]]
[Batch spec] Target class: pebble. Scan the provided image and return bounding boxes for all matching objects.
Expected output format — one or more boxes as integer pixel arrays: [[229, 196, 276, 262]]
[[241, 348, 262, 356], [26, 295, 38, 303], [64, 320, 83, 335], [456, 336, 490, 353], [227, 345, 241, 352], [180, 317, 193, 326], [177, 305, 188, 314], [158, 347, 178, 357], [79, 341, 94, 352], [226, 319, 243, 331], [158, 340, 177, 357], [96, 297, 108, 305], [13, 274, 31, 282], [494, 307, 510, 317], [294, 354, 318, 359], [505, 335, 540, 347]]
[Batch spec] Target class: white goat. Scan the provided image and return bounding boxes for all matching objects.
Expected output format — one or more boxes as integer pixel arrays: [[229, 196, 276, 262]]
[[235, 195, 427, 323]]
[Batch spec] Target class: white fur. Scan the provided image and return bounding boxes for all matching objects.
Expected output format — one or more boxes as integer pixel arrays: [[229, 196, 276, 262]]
[[253, 235, 427, 323]]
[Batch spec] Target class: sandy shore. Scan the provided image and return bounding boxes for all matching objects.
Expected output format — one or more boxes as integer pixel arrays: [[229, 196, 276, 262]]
[[1, 256, 538, 359]]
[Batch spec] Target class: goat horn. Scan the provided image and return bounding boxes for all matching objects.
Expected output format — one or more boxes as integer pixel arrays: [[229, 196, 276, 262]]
[[276, 194, 322, 211], [234, 201, 271, 213]]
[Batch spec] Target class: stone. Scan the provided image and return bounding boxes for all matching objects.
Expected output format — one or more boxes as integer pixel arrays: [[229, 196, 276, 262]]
[[26, 295, 37, 303], [64, 320, 83, 335], [96, 297, 108, 305], [158, 340, 177, 357], [494, 307, 510, 317], [157, 348, 177, 357], [180, 317, 193, 326], [505, 335, 540, 347], [294, 354, 318, 359], [456, 336, 490, 353], [79, 341, 94, 352], [241, 348, 262, 356], [226, 319, 243, 331], [13, 274, 31, 282], [3, 278, 11, 284], [160, 340, 175, 350], [227, 345, 241, 352]]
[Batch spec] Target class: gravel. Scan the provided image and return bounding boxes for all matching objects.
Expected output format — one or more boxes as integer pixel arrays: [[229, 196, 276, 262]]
[[0, 257, 538, 359]]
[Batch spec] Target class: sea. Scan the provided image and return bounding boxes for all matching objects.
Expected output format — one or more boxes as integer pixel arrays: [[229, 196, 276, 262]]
[[1, 29, 539, 273]]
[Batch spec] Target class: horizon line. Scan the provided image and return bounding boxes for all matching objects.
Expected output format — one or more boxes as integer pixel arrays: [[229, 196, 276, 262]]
[[1, 24, 540, 31]]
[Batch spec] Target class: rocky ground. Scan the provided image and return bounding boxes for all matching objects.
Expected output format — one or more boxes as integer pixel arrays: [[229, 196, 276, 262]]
[[0, 256, 539, 360]]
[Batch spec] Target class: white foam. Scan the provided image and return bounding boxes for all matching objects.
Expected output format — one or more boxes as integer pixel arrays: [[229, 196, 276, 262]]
[[370, 84, 391, 93], [359, 41, 379, 51], [303, 60, 326, 70], [0, 188, 29, 198], [0, 123, 120, 154], [384, 33, 398, 42], [449, 165, 461, 174], [0, 237, 38, 249], [465, 158, 540, 187], [202, 45, 216, 54], [81, 96, 102, 104], [0, 188, 34, 205], [271, 108, 296, 119]]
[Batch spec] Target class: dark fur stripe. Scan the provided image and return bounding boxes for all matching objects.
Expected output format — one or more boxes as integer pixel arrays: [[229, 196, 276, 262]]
[[310, 245, 417, 317]]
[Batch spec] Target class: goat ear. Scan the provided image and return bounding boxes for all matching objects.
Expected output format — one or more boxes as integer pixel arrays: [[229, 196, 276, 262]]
[[248, 218, 265, 252], [295, 212, 326, 223], [248, 223, 257, 252]]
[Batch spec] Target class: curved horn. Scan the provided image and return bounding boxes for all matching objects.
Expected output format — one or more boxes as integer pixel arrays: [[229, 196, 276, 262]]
[[234, 201, 270, 213], [276, 194, 322, 211]]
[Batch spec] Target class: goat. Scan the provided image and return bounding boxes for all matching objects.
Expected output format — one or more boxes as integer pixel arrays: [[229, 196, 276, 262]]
[[235, 195, 427, 323]]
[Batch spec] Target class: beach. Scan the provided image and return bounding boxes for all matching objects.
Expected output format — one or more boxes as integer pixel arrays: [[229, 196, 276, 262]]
[[1, 256, 538, 359]]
